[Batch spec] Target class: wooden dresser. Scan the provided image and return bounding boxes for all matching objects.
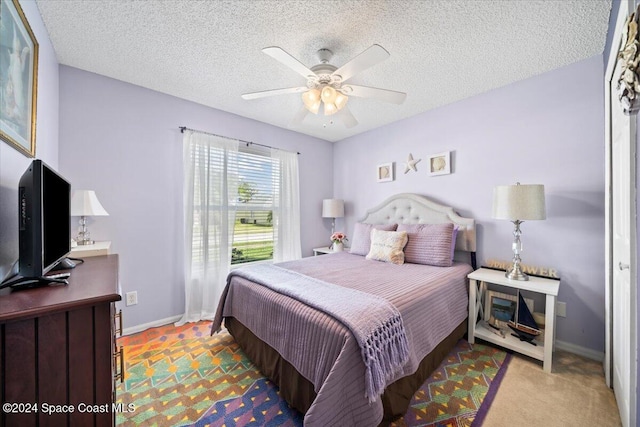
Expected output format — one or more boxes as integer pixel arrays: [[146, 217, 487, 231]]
[[0, 255, 122, 427]]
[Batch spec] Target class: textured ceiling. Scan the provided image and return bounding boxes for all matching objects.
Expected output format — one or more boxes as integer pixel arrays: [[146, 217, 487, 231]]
[[36, 0, 612, 142]]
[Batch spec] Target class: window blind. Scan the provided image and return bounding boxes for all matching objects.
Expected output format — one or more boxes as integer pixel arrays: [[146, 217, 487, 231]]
[[232, 149, 279, 264]]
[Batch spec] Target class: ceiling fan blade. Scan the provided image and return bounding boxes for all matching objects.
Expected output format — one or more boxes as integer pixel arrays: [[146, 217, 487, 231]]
[[342, 84, 407, 104], [332, 44, 390, 83], [289, 106, 309, 127], [262, 46, 316, 79], [340, 105, 358, 128], [242, 86, 307, 100]]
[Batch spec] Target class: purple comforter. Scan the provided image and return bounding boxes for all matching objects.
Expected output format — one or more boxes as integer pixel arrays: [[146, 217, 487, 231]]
[[213, 252, 472, 426], [212, 263, 410, 400]]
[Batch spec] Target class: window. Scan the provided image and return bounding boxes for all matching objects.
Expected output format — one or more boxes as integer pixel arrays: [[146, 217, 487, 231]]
[[232, 148, 279, 265], [182, 129, 299, 324]]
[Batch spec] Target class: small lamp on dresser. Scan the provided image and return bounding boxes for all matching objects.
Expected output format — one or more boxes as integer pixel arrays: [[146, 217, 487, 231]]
[[492, 182, 546, 281], [71, 190, 109, 245], [322, 199, 344, 235]]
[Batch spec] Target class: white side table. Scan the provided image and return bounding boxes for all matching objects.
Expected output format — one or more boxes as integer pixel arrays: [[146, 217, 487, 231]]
[[468, 267, 560, 373], [71, 241, 111, 258], [313, 246, 333, 256], [313, 246, 350, 256]]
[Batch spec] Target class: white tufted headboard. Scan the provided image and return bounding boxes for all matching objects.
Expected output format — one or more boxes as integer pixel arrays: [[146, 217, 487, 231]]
[[359, 193, 476, 256]]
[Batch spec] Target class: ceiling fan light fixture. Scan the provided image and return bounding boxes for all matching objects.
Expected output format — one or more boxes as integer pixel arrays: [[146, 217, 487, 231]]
[[307, 100, 321, 114], [324, 102, 338, 116], [302, 88, 320, 106], [334, 92, 348, 110], [302, 89, 321, 114], [321, 86, 337, 104]]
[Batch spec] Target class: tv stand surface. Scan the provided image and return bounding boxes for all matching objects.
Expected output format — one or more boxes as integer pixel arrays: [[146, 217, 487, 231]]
[[0, 255, 122, 426], [0, 274, 69, 290]]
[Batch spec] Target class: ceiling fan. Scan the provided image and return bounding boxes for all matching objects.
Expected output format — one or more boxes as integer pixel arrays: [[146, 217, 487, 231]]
[[241, 44, 407, 128]]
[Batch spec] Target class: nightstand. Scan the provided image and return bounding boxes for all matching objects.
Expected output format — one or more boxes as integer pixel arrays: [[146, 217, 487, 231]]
[[71, 241, 111, 258], [313, 246, 333, 256], [468, 267, 560, 372], [313, 246, 350, 255]]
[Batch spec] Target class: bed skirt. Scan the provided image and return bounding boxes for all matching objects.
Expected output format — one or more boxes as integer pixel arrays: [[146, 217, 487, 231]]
[[225, 317, 467, 425]]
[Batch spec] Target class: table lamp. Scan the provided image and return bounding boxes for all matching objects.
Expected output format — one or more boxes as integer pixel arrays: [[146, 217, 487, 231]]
[[492, 183, 546, 281], [322, 199, 344, 235], [71, 190, 109, 245]]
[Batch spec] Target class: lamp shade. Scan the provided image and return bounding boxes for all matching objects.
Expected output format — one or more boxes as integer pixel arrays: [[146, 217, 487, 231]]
[[71, 190, 109, 217], [322, 199, 344, 218], [492, 183, 545, 220], [302, 89, 321, 114]]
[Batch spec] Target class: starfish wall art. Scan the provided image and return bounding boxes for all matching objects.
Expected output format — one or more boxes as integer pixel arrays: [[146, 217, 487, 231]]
[[404, 153, 421, 174]]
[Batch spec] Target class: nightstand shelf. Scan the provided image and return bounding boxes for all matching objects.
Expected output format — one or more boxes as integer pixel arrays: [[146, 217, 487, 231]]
[[468, 267, 560, 372]]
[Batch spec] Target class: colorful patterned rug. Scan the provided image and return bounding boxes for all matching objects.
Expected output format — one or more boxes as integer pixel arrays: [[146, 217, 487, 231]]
[[116, 322, 511, 427]]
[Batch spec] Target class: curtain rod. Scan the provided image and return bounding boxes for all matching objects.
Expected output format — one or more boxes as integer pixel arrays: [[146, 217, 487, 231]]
[[179, 126, 300, 155]]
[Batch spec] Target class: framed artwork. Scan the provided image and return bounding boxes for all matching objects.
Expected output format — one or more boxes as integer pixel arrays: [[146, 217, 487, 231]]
[[428, 151, 451, 176], [0, 0, 39, 157], [376, 162, 394, 182], [484, 290, 534, 329]]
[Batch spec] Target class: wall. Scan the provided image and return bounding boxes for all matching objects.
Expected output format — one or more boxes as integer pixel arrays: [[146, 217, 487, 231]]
[[334, 55, 605, 353], [58, 66, 334, 328], [0, 0, 59, 282]]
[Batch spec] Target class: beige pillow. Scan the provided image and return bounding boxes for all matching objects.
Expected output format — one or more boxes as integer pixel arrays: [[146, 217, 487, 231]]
[[366, 229, 408, 265]]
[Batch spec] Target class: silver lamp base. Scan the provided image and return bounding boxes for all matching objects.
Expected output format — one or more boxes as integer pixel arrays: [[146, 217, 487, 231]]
[[505, 219, 529, 281], [76, 215, 95, 246], [505, 264, 529, 281]]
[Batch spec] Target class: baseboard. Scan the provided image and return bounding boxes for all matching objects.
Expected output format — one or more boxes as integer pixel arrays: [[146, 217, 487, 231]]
[[122, 314, 183, 336], [555, 339, 604, 362]]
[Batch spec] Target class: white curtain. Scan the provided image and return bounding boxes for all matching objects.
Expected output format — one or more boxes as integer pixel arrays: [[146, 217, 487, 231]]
[[271, 149, 302, 262], [177, 130, 239, 325]]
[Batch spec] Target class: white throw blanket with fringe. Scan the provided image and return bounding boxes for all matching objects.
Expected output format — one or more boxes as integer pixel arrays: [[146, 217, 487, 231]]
[[214, 263, 409, 401]]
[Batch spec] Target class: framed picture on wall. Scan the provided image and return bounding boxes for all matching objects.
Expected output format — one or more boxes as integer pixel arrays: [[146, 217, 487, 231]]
[[0, 0, 39, 158], [377, 162, 394, 182], [428, 151, 451, 176]]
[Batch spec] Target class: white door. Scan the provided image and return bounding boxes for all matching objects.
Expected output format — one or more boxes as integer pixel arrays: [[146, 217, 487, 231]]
[[610, 55, 635, 427]]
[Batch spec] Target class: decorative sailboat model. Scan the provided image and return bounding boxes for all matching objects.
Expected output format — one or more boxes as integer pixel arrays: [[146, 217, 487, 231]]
[[507, 292, 541, 345]]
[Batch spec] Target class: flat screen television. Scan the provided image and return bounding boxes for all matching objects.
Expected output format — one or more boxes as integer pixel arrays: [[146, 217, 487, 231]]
[[18, 159, 71, 278]]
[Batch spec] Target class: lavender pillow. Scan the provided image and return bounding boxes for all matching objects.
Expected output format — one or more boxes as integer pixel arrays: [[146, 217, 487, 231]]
[[451, 227, 459, 261], [349, 222, 398, 256], [397, 223, 455, 267]]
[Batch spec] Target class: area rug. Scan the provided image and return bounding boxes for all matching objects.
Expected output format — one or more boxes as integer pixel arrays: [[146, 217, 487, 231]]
[[116, 322, 511, 427]]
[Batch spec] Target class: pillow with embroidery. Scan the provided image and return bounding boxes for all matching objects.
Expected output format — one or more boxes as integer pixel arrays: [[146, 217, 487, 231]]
[[366, 229, 408, 265]]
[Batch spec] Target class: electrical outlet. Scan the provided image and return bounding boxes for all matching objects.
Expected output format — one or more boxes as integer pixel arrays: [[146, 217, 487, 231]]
[[126, 291, 138, 306], [556, 301, 566, 317]]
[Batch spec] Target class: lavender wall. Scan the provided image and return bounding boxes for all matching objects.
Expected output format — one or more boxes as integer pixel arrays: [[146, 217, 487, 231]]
[[58, 66, 334, 328], [334, 55, 605, 353], [0, 0, 59, 282]]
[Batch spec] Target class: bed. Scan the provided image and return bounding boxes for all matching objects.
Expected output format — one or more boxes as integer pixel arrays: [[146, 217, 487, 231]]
[[212, 193, 476, 426]]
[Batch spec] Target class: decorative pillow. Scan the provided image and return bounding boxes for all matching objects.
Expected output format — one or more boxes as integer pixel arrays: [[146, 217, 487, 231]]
[[366, 229, 408, 265], [349, 222, 398, 256], [451, 226, 459, 261], [396, 223, 454, 267]]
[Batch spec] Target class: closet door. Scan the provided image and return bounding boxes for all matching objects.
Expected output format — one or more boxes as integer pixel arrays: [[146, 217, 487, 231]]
[[610, 36, 637, 427]]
